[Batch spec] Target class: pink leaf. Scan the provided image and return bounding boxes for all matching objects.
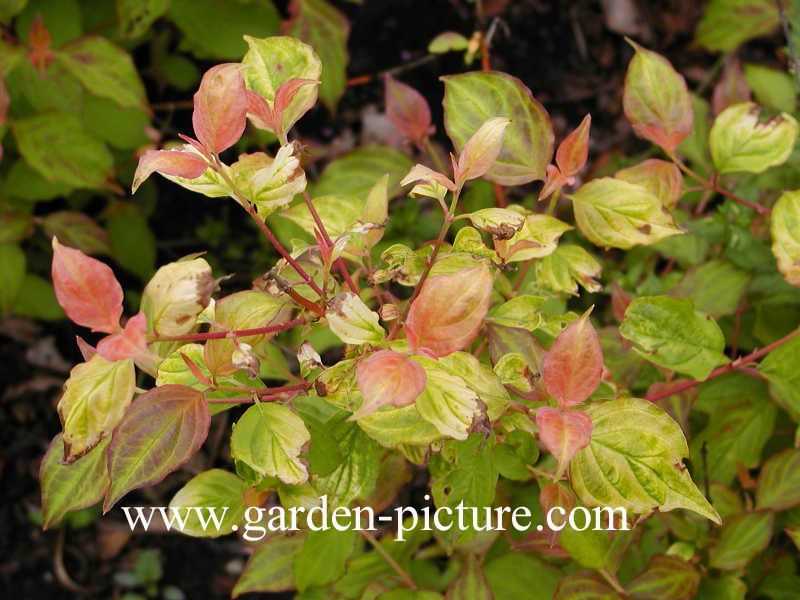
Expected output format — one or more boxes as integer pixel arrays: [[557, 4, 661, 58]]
[[51, 237, 123, 334], [274, 78, 319, 117], [192, 63, 248, 154], [246, 89, 276, 132], [385, 74, 434, 145], [543, 310, 604, 407], [556, 114, 591, 177], [536, 407, 593, 478], [132, 148, 209, 193], [539, 481, 577, 546], [712, 58, 751, 115], [97, 312, 147, 361], [353, 350, 427, 419], [538, 164, 569, 201], [406, 264, 494, 357], [400, 163, 456, 192], [455, 117, 510, 185]]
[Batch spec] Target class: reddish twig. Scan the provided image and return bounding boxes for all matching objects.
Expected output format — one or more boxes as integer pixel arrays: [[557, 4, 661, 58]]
[[149, 317, 307, 343]]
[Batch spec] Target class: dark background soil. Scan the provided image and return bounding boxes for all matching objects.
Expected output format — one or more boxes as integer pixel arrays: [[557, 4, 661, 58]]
[[0, 0, 785, 598]]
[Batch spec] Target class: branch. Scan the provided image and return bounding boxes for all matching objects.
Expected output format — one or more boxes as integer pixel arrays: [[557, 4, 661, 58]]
[[646, 326, 800, 402], [149, 317, 307, 343]]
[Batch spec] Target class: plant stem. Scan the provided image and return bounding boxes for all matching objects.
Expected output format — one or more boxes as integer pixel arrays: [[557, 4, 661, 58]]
[[148, 317, 307, 343], [646, 326, 800, 402], [669, 154, 771, 216], [301, 190, 359, 294], [362, 531, 418, 590]]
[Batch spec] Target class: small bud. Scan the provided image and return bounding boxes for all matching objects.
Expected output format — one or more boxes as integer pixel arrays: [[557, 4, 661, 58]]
[[232, 342, 260, 379], [297, 342, 324, 379], [379, 303, 400, 321]]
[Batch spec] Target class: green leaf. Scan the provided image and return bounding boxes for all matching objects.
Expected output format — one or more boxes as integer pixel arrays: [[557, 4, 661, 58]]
[[8, 59, 83, 113], [58, 355, 136, 462], [691, 374, 776, 486], [168, 0, 280, 60], [432, 435, 497, 510], [756, 449, 800, 510], [0, 243, 25, 314], [241, 34, 321, 135], [313, 423, 381, 505], [743, 64, 797, 113], [559, 526, 613, 570], [709, 102, 798, 174], [0, 160, 74, 202], [570, 178, 682, 250], [709, 511, 773, 570], [484, 553, 562, 600], [413, 355, 479, 441], [620, 296, 729, 380], [758, 335, 800, 420], [487, 296, 545, 331], [12, 274, 65, 320], [357, 403, 444, 448], [695, 0, 779, 52], [623, 41, 693, 152], [771, 190, 800, 287], [168, 469, 247, 537], [312, 145, 414, 200], [285, 0, 349, 112], [442, 71, 554, 185], [56, 36, 147, 109], [438, 351, 510, 420], [294, 527, 357, 591], [672, 260, 749, 318], [12, 112, 113, 189], [695, 575, 747, 600], [494, 214, 572, 262], [233, 534, 303, 597], [40, 434, 110, 529], [15, 0, 82, 47], [40, 211, 111, 256], [107, 208, 155, 280], [281, 194, 363, 238], [535, 244, 603, 295], [554, 571, 622, 599], [117, 0, 170, 39], [626, 554, 700, 600], [104, 385, 210, 512], [82, 95, 150, 150], [446, 554, 492, 600], [231, 403, 311, 486], [570, 398, 721, 523]]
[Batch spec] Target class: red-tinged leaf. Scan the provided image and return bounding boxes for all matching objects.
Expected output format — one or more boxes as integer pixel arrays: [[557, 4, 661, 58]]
[[406, 264, 494, 357], [51, 237, 123, 334], [539, 164, 568, 201], [246, 89, 276, 132], [104, 385, 210, 513], [539, 481, 576, 546], [610, 282, 632, 322], [132, 148, 209, 193], [192, 63, 248, 154], [712, 58, 751, 116], [626, 554, 700, 600], [28, 14, 53, 74], [556, 114, 591, 177], [615, 158, 684, 208], [543, 311, 604, 407], [623, 40, 693, 152], [400, 163, 456, 192], [536, 407, 593, 479], [385, 74, 434, 145], [97, 312, 147, 362], [455, 117, 510, 185], [554, 571, 622, 599], [75, 336, 97, 361], [274, 78, 319, 119], [353, 350, 427, 419]]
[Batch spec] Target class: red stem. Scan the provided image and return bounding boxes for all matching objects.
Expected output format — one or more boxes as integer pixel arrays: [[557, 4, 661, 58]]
[[149, 317, 307, 343], [301, 190, 359, 294], [646, 327, 800, 402]]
